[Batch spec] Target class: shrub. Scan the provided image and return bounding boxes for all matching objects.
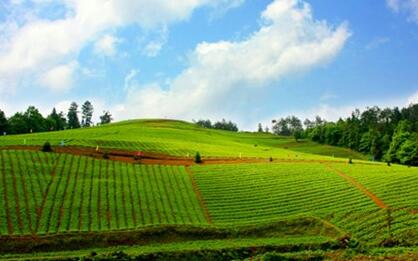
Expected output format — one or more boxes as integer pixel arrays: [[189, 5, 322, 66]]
[[195, 152, 202, 163], [103, 151, 110, 159], [348, 158, 353, 164], [269, 157, 273, 162], [41, 142, 52, 152]]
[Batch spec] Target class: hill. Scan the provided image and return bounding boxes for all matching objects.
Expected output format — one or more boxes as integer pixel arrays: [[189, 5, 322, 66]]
[[0, 119, 367, 160], [0, 119, 416, 260]]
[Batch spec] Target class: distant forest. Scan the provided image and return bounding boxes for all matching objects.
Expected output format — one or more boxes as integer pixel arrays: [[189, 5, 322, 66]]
[[1, 102, 417, 166], [265, 103, 418, 166], [0, 101, 113, 135]]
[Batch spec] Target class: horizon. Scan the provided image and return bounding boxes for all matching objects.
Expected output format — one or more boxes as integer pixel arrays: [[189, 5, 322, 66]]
[[1, 0, 418, 130]]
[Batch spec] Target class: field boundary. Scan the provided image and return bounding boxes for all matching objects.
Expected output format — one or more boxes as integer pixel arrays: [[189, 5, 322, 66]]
[[0, 217, 343, 254], [185, 167, 212, 224], [324, 164, 388, 209], [0, 145, 381, 167]]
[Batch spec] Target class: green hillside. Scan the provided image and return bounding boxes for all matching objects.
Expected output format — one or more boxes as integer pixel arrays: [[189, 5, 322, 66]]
[[0, 120, 416, 260], [0, 119, 367, 160]]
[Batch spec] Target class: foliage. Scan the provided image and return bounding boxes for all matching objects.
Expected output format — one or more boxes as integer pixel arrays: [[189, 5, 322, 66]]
[[81, 101, 94, 127], [0, 110, 8, 135], [196, 119, 239, 132], [46, 108, 67, 131], [302, 104, 418, 165], [41, 141, 52, 152], [100, 111, 113, 125], [195, 152, 202, 163], [272, 116, 303, 141], [67, 102, 81, 129]]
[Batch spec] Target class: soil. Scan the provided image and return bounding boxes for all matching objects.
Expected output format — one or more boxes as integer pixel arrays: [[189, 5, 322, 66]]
[[324, 164, 388, 209], [1, 145, 361, 166]]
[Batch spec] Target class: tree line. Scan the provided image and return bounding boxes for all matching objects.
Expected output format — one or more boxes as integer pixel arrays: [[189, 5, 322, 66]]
[[264, 103, 418, 166], [0, 101, 113, 135], [195, 119, 239, 132]]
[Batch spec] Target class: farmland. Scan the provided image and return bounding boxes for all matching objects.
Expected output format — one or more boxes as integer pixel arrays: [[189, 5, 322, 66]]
[[0, 120, 416, 260], [0, 119, 367, 160]]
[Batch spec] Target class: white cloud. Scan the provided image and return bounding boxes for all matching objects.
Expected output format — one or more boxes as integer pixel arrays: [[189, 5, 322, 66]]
[[387, 0, 418, 23], [366, 37, 390, 50], [94, 34, 122, 57], [117, 0, 351, 121], [0, 0, 244, 93], [408, 90, 418, 104], [38, 62, 78, 92]]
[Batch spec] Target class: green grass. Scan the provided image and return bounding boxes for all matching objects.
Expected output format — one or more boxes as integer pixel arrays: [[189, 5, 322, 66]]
[[192, 162, 418, 245], [0, 119, 416, 258], [329, 163, 418, 245], [0, 150, 206, 236], [0, 119, 365, 160]]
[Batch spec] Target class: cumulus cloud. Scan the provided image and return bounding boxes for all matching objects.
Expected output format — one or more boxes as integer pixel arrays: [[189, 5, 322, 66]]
[[387, 0, 418, 23], [118, 0, 351, 121], [0, 0, 243, 93]]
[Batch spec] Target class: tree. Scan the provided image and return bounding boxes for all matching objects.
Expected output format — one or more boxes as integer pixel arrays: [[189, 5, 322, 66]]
[[81, 101, 94, 127], [272, 116, 302, 139], [385, 121, 411, 163], [7, 112, 27, 134], [196, 119, 212, 129], [47, 108, 67, 131], [213, 119, 238, 132], [67, 102, 81, 129], [0, 109, 8, 135], [24, 106, 46, 133], [100, 111, 113, 125], [257, 123, 263, 133], [397, 138, 418, 165]]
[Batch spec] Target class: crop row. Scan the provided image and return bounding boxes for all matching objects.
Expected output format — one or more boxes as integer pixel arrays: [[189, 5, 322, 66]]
[[0, 150, 206, 236], [192, 162, 418, 244]]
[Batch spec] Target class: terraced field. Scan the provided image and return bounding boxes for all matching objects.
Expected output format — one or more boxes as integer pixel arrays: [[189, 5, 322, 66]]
[[192, 162, 418, 245], [0, 150, 206, 235], [0, 120, 416, 260]]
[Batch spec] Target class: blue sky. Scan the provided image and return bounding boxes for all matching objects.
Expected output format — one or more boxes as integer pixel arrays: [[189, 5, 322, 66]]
[[0, 0, 417, 130]]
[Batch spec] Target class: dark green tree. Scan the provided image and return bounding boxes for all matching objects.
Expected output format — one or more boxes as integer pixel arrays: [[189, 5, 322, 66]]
[[46, 108, 67, 131], [67, 102, 81, 129], [81, 101, 94, 127], [100, 111, 113, 125], [7, 112, 27, 134], [23, 106, 46, 133], [257, 123, 263, 133], [385, 121, 411, 163], [0, 109, 8, 135]]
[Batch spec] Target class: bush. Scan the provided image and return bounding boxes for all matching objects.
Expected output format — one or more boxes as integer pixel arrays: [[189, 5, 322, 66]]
[[41, 142, 52, 152], [269, 157, 273, 162], [103, 151, 110, 159], [348, 158, 353, 164], [195, 152, 202, 164]]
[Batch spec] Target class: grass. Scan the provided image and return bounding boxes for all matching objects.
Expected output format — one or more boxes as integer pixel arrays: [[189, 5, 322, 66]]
[[0, 119, 416, 259], [192, 162, 418, 246], [0, 235, 336, 260], [0, 119, 366, 160]]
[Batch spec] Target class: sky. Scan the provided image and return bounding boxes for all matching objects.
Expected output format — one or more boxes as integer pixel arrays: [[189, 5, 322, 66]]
[[0, 0, 418, 130]]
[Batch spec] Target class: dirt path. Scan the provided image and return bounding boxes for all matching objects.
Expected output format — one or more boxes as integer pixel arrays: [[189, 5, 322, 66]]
[[185, 167, 212, 224], [324, 164, 388, 209], [1, 145, 360, 166]]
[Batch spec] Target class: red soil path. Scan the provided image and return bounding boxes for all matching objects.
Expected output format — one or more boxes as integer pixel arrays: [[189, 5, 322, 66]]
[[324, 164, 388, 209], [185, 167, 212, 224], [1, 145, 355, 166]]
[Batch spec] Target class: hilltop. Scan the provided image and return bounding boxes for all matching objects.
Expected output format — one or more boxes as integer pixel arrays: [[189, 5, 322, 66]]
[[0, 119, 367, 161]]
